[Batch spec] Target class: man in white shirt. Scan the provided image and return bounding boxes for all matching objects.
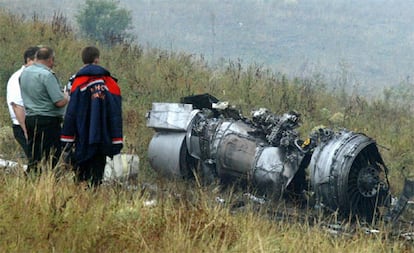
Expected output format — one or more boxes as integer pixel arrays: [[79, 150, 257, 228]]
[[6, 46, 39, 158]]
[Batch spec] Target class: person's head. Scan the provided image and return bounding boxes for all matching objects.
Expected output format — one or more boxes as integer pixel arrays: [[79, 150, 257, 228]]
[[35, 47, 55, 69], [81, 46, 100, 64], [23, 46, 40, 65]]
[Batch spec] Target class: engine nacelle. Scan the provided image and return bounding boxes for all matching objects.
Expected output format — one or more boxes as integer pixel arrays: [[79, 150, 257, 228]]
[[309, 129, 389, 219]]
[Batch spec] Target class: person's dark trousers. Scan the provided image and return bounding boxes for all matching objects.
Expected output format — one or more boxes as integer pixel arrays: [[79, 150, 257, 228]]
[[76, 153, 107, 186], [25, 115, 62, 173], [12, 124, 29, 158]]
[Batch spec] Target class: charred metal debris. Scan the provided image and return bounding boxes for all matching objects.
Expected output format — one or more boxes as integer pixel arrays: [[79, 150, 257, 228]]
[[146, 93, 414, 223]]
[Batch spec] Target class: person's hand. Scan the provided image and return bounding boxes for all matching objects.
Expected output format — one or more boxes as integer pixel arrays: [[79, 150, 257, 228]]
[[64, 90, 70, 102]]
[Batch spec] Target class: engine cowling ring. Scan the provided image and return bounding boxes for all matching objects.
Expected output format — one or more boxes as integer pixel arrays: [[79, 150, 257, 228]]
[[309, 130, 390, 219]]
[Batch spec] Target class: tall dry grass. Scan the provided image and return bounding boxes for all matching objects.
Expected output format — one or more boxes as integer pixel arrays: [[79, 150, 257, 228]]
[[0, 168, 412, 252]]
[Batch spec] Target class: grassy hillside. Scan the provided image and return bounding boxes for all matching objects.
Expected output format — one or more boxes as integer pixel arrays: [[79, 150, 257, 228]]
[[0, 10, 413, 252], [4, 0, 414, 98]]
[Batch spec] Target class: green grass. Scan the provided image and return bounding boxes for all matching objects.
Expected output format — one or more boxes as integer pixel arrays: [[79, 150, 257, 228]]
[[0, 9, 413, 252]]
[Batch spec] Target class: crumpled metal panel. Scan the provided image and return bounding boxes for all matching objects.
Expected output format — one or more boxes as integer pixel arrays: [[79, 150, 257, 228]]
[[146, 103, 198, 131], [103, 154, 139, 182], [253, 146, 300, 199]]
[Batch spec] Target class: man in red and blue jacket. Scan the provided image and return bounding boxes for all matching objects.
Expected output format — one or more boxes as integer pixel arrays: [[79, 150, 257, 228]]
[[61, 46, 123, 186]]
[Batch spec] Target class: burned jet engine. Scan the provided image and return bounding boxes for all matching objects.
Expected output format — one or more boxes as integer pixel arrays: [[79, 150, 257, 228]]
[[146, 94, 390, 219]]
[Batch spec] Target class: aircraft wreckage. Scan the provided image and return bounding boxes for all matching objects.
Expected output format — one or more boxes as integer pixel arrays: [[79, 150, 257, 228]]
[[146, 93, 414, 222]]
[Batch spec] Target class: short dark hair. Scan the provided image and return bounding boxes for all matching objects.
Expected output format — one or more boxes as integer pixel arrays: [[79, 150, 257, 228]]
[[35, 47, 54, 61], [81, 46, 100, 64], [23, 46, 40, 64]]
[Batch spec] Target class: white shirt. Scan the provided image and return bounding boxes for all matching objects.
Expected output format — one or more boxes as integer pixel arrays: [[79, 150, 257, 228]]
[[6, 66, 25, 125]]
